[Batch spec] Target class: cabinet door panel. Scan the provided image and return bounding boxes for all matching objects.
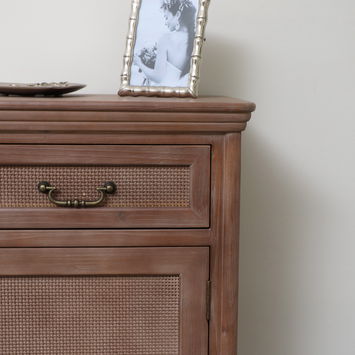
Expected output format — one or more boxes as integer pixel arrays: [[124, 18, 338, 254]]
[[0, 247, 209, 355]]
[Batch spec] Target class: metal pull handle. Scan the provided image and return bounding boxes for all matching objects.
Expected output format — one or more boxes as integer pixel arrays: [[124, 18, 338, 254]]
[[38, 181, 117, 208]]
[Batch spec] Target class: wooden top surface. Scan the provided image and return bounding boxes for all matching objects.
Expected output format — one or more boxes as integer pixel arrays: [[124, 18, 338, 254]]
[[0, 95, 255, 113]]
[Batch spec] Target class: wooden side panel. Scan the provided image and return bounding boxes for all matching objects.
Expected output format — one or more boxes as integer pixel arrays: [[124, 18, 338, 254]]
[[209, 133, 241, 355]]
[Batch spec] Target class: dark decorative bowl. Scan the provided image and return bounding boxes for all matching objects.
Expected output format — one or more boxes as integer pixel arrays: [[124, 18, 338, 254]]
[[0, 82, 86, 96]]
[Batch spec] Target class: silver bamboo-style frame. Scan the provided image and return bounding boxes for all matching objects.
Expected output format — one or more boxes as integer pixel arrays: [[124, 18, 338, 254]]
[[118, 0, 211, 98]]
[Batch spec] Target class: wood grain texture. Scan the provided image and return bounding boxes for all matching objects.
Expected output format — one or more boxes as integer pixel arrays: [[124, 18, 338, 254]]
[[0, 229, 212, 247], [0, 95, 256, 113], [0, 95, 254, 135], [211, 134, 242, 355], [0, 208, 209, 229], [0, 120, 247, 133], [0, 144, 208, 165], [0, 133, 220, 145], [0, 110, 251, 122]]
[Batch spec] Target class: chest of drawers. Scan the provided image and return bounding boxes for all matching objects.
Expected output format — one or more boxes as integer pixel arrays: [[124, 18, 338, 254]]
[[0, 95, 255, 355]]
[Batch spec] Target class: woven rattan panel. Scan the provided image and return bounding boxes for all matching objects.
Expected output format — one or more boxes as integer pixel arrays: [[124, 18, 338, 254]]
[[0, 275, 180, 355], [0, 166, 190, 208]]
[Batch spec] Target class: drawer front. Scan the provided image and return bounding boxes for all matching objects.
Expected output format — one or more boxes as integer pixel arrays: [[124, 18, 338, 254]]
[[2, 165, 190, 208], [0, 247, 209, 355], [0, 145, 210, 228]]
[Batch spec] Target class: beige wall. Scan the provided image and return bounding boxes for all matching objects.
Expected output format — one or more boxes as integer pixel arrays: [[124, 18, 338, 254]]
[[1, 1, 354, 354]]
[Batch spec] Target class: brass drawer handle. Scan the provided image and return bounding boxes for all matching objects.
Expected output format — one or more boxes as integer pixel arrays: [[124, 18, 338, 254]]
[[37, 181, 117, 208]]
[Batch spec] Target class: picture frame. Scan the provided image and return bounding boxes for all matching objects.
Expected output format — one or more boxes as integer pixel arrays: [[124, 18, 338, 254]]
[[118, 0, 211, 98]]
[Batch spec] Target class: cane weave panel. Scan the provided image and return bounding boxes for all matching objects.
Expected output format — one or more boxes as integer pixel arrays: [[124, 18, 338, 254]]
[[0, 275, 180, 355], [0, 166, 190, 208]]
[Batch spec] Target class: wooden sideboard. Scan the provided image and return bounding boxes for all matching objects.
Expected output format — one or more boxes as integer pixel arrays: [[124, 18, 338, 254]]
[[0, 95, 255, 355]]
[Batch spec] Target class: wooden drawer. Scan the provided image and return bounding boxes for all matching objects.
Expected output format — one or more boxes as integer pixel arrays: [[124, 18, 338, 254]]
[[0, 145, 210, 229], [0, 247, 209, 355]]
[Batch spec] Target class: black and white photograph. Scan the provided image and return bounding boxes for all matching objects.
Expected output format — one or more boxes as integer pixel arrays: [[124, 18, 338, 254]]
[[129, 0, 198, 88]]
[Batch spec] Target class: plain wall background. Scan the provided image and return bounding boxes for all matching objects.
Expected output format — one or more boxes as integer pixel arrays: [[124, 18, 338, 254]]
[[1, 1, 354, 354]]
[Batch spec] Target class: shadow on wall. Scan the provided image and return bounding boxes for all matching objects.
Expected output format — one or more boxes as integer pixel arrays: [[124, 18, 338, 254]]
[[238, 130, 325, 355], [198, 34, 250, 96]]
